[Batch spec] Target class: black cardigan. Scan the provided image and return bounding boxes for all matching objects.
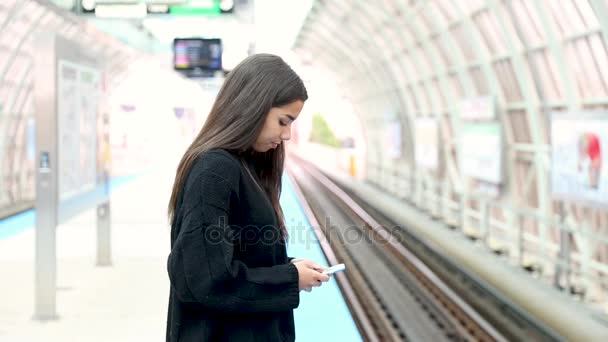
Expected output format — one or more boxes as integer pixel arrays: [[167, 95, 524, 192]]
[[166, 149, 300, 342]]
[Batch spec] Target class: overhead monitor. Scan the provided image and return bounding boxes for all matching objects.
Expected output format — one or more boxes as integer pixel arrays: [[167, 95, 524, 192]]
[[173, 38, 222, 74]]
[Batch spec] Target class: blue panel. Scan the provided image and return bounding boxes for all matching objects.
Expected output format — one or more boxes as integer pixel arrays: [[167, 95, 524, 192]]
[[58, 183, 110, 223], [0, 172, 146, 240], [0, 209, 35, 240], [280, 175, 362, 341]]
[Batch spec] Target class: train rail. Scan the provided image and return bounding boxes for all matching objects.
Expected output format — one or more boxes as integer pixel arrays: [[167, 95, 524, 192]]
[[288, 156, 562, 341]]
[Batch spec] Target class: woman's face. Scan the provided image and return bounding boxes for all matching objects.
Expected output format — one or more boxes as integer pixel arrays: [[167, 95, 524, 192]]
[[252, 100, 304, 152]]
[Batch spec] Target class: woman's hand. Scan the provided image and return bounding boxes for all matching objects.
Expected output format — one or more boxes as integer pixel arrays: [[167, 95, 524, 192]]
[[293, 260, 330, 292]]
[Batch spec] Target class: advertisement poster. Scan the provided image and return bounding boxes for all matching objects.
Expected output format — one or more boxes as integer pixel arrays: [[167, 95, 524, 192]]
[[57, 60, 99, 201], [460, 96, 495, 120], [386, 120, 402, 159], [551, 112, 608, 206], [414, 118, 439, 170], [461, 123, 503, 184]]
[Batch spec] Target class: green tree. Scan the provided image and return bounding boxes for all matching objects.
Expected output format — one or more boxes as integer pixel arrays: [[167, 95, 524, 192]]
[[309, 113, 341, 147]]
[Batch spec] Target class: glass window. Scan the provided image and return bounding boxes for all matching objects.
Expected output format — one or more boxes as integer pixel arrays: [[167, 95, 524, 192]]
[[0, 26, 16, 49], [22, 1, 40, 17], [551, 0, 584, 38], [450, 24, 476, 60], [365, 2, 385, 24], [11, 81, 30, 113], [573, 0, 599, 28], [575, 37, 607, 98], [469, 66, 488, 94], [392, 27, 408, 59], [548, 1, 574, 38], [39, 10, 57, 27], [0, 47, 8, 67], [400, 52, 416, 83], [561, 0, 587, 33], [21, 94, 33, 115], [510, 0, 545, 46], [440, 116, 454, 141], [449, 72, 464, 97], [374, 32, 391, 59], [381, 0, 399, 16], [473, 10, 504, 56], [391, 63, 408, 89], [412, 46, 431, 80], [497, 2, 523, 51], [508, 110, 531, 143], [432, 36, 451, 66], [493, 59, 523, 102], [432, 77, 446, 109], [28, 1, 45, 21], [407, 85, 419, 111], [428, 2, 447, 29], [545, 50, 565, 100], [419, 7, 437, 35], [563, 41, 586, 98], [435, 0, 459, 22], [0, 83, 11, 106], [0, 6, 8, 24], [399, 24, 415, 50], [527, 50, 563, 101], [357, 12, 378, 40], [459, 0, 486, 16], [0, 0, 18, 10], [13, 17, 31, 40], [417, 82, 431, 112], [4, 58, 26, 84], [589, 34, 608, 97]]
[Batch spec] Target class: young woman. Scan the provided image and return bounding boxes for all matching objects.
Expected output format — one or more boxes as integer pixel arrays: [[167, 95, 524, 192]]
[[166, 54, 330, 341]]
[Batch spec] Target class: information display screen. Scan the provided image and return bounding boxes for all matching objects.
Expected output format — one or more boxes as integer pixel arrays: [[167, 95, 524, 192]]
[[173, 38, 222, 72]]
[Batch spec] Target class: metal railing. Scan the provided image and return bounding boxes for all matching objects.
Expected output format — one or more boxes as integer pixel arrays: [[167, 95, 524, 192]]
[[366, 161, 608, 304]]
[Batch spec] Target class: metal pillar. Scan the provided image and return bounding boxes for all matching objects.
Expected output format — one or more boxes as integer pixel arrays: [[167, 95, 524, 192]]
[[34, 33, 59, 320], [34, 32, 109, 320]]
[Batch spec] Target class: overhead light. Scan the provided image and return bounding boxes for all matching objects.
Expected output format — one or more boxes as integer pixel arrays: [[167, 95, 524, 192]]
[[81, 0, 96, 11], [220, 0, 234, 12]]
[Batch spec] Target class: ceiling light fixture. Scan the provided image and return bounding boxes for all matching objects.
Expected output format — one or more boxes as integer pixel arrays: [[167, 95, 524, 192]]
[[81, 0, 96, 11], [220, 0, 234, 12]]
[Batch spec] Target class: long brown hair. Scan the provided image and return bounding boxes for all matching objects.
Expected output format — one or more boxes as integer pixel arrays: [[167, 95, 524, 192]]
[[167, 54, 308, 237]]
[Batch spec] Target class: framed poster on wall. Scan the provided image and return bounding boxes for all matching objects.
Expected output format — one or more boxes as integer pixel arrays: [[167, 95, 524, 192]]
[[551, 112, 608, 206], [57, 60, 100, 201], [461, 123, 503, 184], [459, 96, 495, 120], [386, 120, 402, 159], [414, 118, 439, 170]]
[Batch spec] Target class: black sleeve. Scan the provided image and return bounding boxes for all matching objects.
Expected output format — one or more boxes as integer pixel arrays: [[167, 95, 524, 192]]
[[167, 157, 299, 313]]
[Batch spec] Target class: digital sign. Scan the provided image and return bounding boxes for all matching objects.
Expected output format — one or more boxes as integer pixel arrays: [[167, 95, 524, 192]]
[[173, 38, 222, 73]]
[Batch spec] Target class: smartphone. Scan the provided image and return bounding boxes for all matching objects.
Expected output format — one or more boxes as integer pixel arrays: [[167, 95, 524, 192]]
[[322, 263, 346, 275]]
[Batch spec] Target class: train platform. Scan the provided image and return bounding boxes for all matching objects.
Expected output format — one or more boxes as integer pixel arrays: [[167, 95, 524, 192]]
[[0, 165, 360, 341]]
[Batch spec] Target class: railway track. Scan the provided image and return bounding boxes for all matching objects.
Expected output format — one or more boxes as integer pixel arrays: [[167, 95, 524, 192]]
[[287, 159, 509, 342]]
